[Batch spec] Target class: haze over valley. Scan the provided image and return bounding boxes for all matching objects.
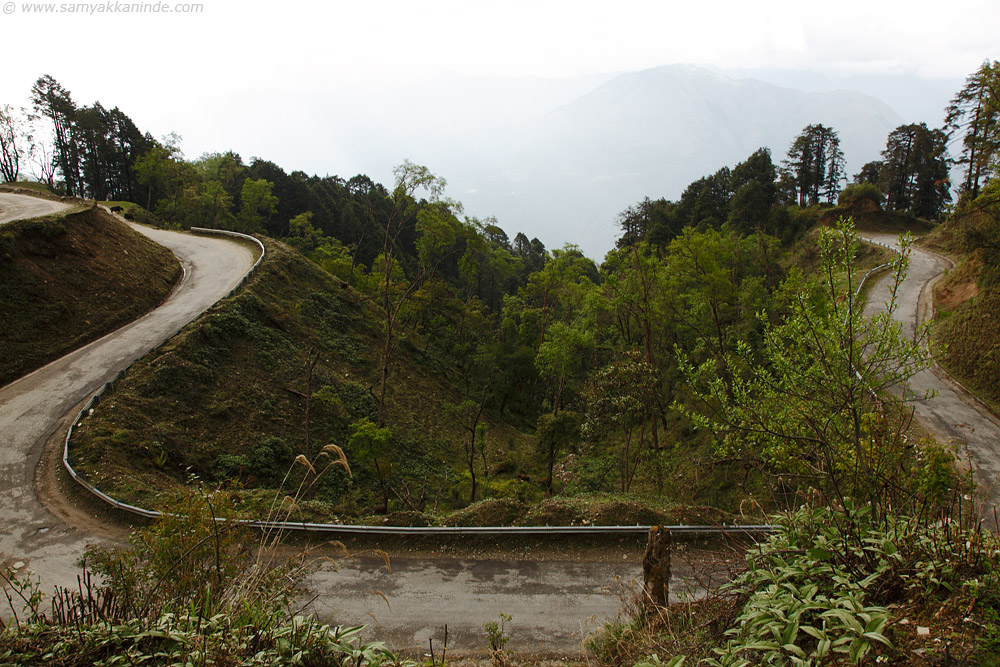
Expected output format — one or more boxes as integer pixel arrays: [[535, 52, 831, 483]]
[[143, 64, 948, 258], [4, 1, 1000, 662]]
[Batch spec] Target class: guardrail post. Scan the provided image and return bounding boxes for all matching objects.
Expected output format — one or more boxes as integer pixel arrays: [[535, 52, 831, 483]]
[[642, 526, 671, 610]]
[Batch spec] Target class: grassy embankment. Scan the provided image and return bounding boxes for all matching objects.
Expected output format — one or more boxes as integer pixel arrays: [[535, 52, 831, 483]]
[[0, 201, 181, 387], [64, 205, 901, 528], [920, 209, 1000, 415], [68, 236, 568, 524]]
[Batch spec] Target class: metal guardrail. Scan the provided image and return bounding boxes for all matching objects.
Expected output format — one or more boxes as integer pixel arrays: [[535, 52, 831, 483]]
[[62, 226, 266, 521], [61, 225, 773, 537], [189, 227, 266, 299], [856, 237, 902, 296], [235, 521, 774, 536]]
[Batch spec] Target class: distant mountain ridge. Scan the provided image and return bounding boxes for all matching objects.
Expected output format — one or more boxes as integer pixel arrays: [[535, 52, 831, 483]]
[[452, 64, 903, 258]]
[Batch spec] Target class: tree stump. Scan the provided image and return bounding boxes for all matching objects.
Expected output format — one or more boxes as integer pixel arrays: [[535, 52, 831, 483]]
[[642, 526, 671, 610]]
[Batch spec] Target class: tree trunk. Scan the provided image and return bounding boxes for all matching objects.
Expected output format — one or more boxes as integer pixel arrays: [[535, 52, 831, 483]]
[[642, 527, 671, 610], [304, 349, 319, 461]]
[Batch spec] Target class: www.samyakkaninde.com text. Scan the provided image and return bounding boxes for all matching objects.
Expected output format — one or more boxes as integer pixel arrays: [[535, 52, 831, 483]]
[[10, 2, 204, 14]]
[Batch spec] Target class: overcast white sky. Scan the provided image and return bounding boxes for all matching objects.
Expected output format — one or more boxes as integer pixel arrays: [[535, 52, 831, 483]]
[[2, 0, 998, 184]]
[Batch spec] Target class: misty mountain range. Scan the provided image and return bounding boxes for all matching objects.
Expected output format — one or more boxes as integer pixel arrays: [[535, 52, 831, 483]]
[[449, 64, 904, 258], [178, 64, 952, 259]]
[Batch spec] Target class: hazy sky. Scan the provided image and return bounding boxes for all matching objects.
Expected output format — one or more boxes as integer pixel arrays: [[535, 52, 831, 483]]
[[2, 0, 998, 245], [4, 0, 996, 116]]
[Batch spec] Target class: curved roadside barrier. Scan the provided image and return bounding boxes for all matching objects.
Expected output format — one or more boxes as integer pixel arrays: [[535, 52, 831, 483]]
[[856, 237, 902, 296], [189, 227, 266, 298], [62, 226, 770, 537], [62, 227, 265, 520]]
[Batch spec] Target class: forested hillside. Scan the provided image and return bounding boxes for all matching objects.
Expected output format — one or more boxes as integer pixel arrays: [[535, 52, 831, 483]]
[[3, 71, 943, 524], [0, 67, 980, 522], [4, 60, 1000, 664]]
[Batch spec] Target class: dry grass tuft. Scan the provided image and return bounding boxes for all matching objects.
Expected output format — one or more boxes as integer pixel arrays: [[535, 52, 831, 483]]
[[374, 549, 391, 573], [371, 590, 391, 610], [294, 454, 317, 475], [321, 444, 352, 477]]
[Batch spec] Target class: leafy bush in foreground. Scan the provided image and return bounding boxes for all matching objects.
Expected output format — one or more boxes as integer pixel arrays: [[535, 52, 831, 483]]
[[594, 504, 1000, 667], [0, 470, 411, 666]]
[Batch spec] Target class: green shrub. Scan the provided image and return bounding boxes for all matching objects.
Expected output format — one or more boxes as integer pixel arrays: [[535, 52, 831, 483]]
[[447, 498, 527, 526], [214, 452, 250, 480], [838, 182, 883, 208], [248, 436, 294, 483], [490, 477, 545, 504], [705, 504, 1000, 666], [84, 488, 297, 624], [339, 381, 377, 420], [913, 437, 962, 508], [2, 485, 410, 666]]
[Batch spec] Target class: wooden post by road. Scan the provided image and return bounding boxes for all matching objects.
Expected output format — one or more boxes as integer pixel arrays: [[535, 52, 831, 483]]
[[643, 526, 671, 609]]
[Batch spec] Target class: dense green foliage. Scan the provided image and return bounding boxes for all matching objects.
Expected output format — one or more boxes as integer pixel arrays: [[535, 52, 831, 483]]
[[837, 183, 882, 209], [29, 75, 154, 200], [783, 124, 845, 207], [680, 219, 935, 519], [946, 59, 1000, 199], [56, 101, 912, 526], [616, 147, 801, 248], [852, 123, 952, 219]]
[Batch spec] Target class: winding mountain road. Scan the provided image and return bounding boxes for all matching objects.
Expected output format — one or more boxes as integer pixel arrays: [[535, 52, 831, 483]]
[[5, 196, 996, 656], [0, 195, 651, 655], [0, 194, 257, 595], [862, 233, 1000, 513], [0, 192, 73, 225]]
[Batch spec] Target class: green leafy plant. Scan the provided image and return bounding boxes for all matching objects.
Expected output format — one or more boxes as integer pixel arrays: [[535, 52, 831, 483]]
[[635, 655, 686, 667], [0, 566, 44, 631], [484, 612, 514, 666], [838, 182, 883, 209], [679, 217, 931, 526]]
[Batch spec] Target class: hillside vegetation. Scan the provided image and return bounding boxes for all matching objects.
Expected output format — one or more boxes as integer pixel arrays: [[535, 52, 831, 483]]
[[0, 202, 180, 386], [65, 205, 895, 527], [52, 120, 912, 529], [5, 60, 1000, 665], [926, 180, 1000, 411], [69, 237, 554, 524]]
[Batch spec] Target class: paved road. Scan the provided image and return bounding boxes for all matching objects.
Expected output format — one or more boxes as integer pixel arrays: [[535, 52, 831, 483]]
[[0, 196, 256, 597], [0, 196, 664, 656], [305, 551, 721, 656], [863, 233, 1000, 512], [0, 192, 72, 224], [312, 555, 642, 655]]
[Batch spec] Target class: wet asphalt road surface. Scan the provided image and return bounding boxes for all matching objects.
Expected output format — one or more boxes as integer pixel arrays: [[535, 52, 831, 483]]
[[0, 192, 71, 224], [863, 233, 1000, 513], [0, 198, 256, 598]]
